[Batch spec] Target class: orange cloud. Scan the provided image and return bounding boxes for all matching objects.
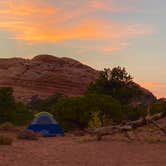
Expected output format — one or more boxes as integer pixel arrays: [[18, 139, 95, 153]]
[[0, 0, 55, 16], [0, 0, 154, 53], [87, 0, 131, 12], [139, 81, 166, 89], [138, 81, 166, 98], [0, 19, 102, 42], [0, 19, 153, 43]]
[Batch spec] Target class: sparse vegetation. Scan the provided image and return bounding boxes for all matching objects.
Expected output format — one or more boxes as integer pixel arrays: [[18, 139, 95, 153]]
[[28, 94, 63, 113], [50, 94, 123, 131], [0, 122, 17, 131], [0, 87, 34, 125], [0, 135, 13, 145], [0, 67, 164, 134]]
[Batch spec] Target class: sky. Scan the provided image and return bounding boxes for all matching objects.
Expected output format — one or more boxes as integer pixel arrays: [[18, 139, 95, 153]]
[[0, 0, 166, 98]]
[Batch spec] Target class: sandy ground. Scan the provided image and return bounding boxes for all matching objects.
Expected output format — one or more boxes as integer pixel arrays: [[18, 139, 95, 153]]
[[0, 134, 166, 166], [0, 118, 166, 166]]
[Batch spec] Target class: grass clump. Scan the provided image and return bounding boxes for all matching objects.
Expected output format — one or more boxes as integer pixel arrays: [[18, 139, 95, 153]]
[[0, 135, 13, 145], [0, 122, 17, 131], [17, 129, 39, 140]]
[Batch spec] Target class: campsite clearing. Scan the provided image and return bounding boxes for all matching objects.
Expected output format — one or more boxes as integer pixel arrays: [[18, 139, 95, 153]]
[[0, 131, 166, 166]]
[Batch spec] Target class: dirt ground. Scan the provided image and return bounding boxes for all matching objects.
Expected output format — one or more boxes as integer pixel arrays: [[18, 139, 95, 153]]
[[0, 118, 166, 166]]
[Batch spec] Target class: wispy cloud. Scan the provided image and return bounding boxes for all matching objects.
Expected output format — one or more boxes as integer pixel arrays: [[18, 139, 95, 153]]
[[0, 0, 154, 52], [0, 0, 55, 16], [99, 42, 130, 53], [0, 19, 153, 42]]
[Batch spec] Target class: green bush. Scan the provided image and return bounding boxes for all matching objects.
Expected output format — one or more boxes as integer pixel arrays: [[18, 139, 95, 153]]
[[85, 94, 123, 124], [28, 94, 63, 112], [51, 94, 124, 131], [122, 105, 146, 121], [150, 102, 165, 115], [0, 87, 34, 125], [10, 102, 34, 126], [0, 135, 13, 145], [51, 96, 91, 131]]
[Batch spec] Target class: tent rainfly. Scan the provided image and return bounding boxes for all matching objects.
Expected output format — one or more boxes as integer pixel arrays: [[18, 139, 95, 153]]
[[27, 112, 64, 136]]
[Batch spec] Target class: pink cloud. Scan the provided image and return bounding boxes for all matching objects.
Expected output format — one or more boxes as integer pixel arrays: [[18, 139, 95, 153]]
[[139, 81, 166, 98], [0, 0, 55, 16], [99, 42, 130, 53], [139, 81, 166, 89], [87, 0, 132, 12], [0, 0, 154, 53]]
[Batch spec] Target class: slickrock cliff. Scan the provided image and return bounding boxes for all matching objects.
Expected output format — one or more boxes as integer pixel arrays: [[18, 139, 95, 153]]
[[0, 55, 99, 101]]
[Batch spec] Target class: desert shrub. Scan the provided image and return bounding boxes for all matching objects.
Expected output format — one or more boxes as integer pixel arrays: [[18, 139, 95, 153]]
[[51, 94, 123, 131], [0, 135, 13, 145], [0, 122, 16, 131], [85, 94, 123, 124], [28, 94, 63, 112], [122, 105, 146, 121], [10, 102, 34, 126], [0, 87, 15, 109], [88, 111, 102, 128], [0, 87, 34, 125], [17, 130, 39, 140], [51, 96, 91, 131], [0, 87, 15, 123], [150, 102, 165, 115]]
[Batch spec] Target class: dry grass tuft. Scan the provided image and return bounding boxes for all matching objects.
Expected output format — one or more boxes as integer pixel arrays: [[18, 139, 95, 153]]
[[0, 122, 17, 132], [78, 135, 97, 143], [0, 135, 13, 145]]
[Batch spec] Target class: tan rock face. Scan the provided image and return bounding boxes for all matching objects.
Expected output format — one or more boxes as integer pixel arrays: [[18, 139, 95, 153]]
[[0, 55, 99, 102]]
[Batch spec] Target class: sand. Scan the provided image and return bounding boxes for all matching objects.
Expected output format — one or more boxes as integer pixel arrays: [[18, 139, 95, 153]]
[[0, 132, 166, 166]]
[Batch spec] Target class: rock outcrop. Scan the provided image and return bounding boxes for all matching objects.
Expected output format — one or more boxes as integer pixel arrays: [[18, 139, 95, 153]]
[[0, 55, 99, 102], [0, 54, 156, 104]]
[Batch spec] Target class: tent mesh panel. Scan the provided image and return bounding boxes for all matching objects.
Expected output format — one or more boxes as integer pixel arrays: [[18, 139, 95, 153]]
[[36, 116, 53, 124]]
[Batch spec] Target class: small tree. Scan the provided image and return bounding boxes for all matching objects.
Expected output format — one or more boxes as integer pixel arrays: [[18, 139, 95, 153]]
[[28, 94, 63, 112], [0, 87, 33, 125], [87, 66, 154, 105], [0, 87, 15, 123], [0, 87, 15, 109], [104, 66, 133, 83]]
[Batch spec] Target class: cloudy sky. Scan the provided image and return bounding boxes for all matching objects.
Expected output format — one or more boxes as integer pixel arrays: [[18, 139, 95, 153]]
[[0, 0, 165, 98]]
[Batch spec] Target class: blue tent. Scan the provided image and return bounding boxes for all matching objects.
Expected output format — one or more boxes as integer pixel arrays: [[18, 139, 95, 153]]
[[27, 112, 64, 136]]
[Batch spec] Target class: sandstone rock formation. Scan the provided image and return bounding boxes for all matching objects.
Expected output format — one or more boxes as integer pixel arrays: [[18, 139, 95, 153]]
[[0, 55, 99, 102], [0, 54, 156, 104]]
